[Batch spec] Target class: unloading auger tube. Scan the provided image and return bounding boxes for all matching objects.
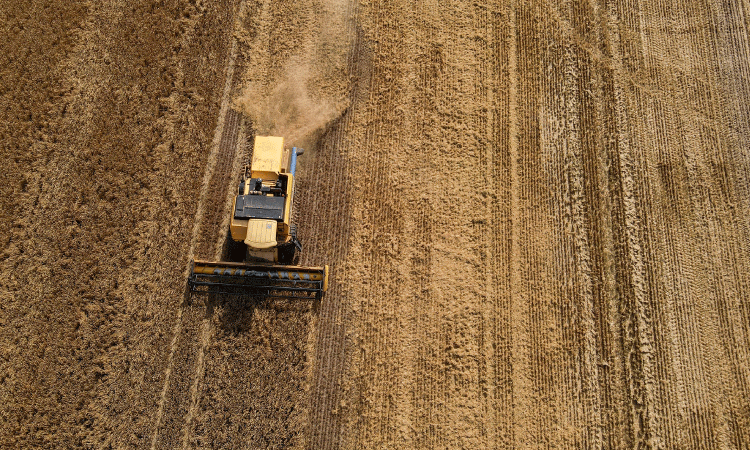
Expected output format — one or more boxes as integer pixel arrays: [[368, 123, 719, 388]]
[[190, 260, 329, 300]]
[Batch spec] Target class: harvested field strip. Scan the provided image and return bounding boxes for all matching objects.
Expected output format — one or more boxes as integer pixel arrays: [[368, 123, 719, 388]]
[[151, 2, 247, 447], [299, 0, 750, 448], [182, 0, 358, 445]]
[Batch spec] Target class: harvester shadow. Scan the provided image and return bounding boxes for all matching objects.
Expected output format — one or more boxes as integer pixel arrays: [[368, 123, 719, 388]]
[[200, 292, 316, 336], [183, 290, 314, 444], [205, 293, 259, 335]]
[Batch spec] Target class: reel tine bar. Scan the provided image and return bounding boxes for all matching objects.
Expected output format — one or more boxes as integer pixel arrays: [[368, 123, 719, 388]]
[[189, 260, 327, 300]]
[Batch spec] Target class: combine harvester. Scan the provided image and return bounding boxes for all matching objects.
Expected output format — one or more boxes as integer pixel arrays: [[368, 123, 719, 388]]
[[189, 136, 329, 300]]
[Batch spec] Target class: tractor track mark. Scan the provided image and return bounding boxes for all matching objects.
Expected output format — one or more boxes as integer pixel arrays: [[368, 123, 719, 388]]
[[181, 115, 248, 450], [150, 2, 245, 446], [489, 5, 516, 446], [406, 3, 443, 447], [302, 1, 362, 448], [409, 199, 435, 447]]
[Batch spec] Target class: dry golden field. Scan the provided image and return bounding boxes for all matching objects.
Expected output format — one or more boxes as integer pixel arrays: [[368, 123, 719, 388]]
[[1, 0, 749, 448]]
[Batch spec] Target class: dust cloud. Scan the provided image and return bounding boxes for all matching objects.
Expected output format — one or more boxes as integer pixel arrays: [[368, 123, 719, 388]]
[[233, 0, 353, 150], [234, 61, 345, 150]]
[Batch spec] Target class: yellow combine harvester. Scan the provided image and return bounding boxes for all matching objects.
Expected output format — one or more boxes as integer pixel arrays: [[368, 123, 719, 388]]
[[189, 136, 329, 299]]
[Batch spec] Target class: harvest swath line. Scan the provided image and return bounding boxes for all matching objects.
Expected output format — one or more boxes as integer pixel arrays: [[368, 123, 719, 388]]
[[150, 2, 246, 446], [182, 108, 248, 450], [304, 1, 361, 447], [492, 4, 514, 445]]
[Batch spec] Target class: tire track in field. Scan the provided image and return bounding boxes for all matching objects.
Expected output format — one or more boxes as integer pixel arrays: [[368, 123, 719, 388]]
[[608, 2, 670, 445], [473, 4, 497, 446], [150, 2, 245, 446], [510, 2, 543, 445], [181, 114, 247, 450], [299, 0, 362, 447], [405, 2, 444, 447]]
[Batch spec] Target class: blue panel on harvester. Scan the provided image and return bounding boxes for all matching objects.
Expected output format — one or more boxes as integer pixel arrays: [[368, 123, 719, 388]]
[[290, 147, 298, 176]]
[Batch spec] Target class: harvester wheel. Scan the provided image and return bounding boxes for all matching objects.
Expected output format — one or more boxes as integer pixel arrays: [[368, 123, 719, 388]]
[[278, 226, 302, 265], [290, 224, 302, 264], [224, 228, 246, 262], [278, 245, 294, 265]]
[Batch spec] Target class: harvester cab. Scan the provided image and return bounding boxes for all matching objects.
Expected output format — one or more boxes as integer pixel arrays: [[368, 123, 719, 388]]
[[189, 136, 329, 300]]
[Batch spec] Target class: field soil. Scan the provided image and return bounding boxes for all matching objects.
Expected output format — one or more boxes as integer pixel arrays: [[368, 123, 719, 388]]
[[1, 0, 749, 449]]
